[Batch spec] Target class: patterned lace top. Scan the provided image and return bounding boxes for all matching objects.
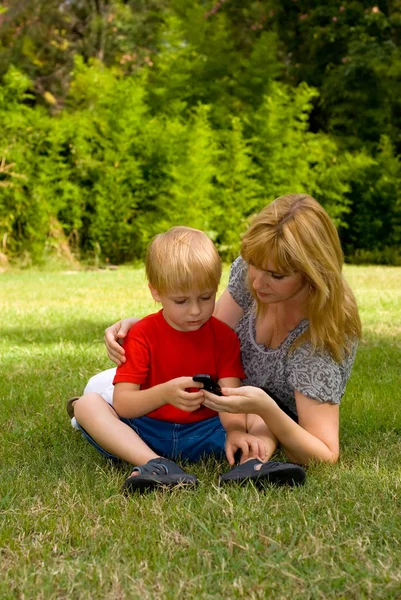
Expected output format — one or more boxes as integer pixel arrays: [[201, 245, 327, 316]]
[[228, 257, 358, 415]]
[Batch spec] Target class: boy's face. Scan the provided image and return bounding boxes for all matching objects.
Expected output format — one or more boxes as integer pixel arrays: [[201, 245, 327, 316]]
[[149, 285, 217, 332]]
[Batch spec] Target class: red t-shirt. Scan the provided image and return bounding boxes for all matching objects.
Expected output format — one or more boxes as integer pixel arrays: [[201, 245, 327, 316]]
[[113, 310, 245, 423]]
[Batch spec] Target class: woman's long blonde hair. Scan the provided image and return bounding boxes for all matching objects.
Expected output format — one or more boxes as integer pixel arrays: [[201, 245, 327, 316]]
[[241, 194, 361, 362]]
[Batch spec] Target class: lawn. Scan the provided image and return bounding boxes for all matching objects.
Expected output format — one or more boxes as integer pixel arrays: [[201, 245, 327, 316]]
[[1, 265, 400, 599]]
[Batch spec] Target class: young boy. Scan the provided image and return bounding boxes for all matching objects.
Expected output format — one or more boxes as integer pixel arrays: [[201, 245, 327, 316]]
[[72, 226, 256, 493]]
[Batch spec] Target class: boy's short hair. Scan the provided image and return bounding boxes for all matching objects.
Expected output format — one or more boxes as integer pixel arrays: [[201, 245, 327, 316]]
[[145, 226, 222, 293]]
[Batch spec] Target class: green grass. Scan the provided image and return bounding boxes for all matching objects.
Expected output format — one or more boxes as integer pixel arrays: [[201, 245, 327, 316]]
[[1, 265, 400, 599]]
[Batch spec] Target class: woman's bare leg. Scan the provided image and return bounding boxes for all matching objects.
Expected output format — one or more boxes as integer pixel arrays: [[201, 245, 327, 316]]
[[74, 392, 158, 466]]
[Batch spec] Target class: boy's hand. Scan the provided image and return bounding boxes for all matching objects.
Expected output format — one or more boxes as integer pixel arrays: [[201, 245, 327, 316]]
[[225, 430, 267, 466], [163, 377, 204, 412]]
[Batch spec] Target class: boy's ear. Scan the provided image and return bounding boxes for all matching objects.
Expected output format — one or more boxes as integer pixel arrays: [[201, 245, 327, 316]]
[[148, 284, 161, 302]]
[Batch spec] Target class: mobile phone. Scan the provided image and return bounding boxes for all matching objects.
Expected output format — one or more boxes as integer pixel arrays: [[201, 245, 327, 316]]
[[192, 374, 222, 396]]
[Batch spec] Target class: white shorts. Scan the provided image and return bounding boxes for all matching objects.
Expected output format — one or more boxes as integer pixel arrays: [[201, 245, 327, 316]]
[[71, 367, 117, 429], [83, 367, 117, 405]]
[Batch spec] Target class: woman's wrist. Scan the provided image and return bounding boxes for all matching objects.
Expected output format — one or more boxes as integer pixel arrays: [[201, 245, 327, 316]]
[[243, 387, 274, 416], [256, 392, 281, 419]]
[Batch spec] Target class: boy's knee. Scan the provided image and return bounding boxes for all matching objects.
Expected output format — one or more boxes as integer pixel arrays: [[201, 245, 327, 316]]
[[74, 392, 106, 419]]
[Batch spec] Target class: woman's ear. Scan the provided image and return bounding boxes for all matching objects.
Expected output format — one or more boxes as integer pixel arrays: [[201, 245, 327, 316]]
[[148, 284, 161, 302]]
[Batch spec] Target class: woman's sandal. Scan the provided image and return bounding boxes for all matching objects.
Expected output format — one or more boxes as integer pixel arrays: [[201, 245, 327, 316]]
[[66, 397, 80, 419], [220, 458, 306, 487], [123, 457, 199, 494]]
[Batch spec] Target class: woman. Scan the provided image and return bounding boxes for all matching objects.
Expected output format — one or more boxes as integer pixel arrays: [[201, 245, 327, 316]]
[[101, 194, 361, 482]]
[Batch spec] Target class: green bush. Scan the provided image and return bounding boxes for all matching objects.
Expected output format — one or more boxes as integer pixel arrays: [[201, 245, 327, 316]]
[[340, 136, 401, 259], [0, 67, 55, 260], [347, 247, 401, 266], [0, 59, 399, 265]]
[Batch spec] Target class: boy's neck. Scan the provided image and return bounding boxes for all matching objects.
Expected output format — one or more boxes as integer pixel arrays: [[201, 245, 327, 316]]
[[160, 308, 211, 332]]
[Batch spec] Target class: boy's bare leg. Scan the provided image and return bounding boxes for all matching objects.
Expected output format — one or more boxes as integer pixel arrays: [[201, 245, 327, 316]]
[[74, 392, 159, 467], [246, 414, 278, 466]]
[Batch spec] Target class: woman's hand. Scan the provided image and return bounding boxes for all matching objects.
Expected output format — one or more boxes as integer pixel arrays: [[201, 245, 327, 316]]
[[104, 317, 139, 366], [203, 386, 272, 415], [225, 430, 267, 466]]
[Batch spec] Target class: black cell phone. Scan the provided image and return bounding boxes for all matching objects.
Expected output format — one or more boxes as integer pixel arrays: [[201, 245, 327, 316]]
[[192, 374, 222, 396]]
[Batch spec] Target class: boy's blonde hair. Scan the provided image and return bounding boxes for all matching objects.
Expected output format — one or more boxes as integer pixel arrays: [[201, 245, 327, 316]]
[[241, 194, 362, 362], [146, 226, 222, 293]]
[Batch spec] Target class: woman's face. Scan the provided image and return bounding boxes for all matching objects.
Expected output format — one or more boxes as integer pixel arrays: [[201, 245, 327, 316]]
[[248, 261, 309, 305]]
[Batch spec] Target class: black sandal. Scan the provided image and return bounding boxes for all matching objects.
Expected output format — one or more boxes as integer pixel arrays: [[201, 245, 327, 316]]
[[219, 458, 264, 484], [220, 459, 306, 487], [66, 397, 80, 419], [123, 458, 199, 493], [257, 461, 306, 486]]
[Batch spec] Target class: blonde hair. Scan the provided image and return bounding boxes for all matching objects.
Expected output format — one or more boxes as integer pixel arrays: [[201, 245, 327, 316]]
[[241, 194, 362, 361], [146, 226, 222, 293]]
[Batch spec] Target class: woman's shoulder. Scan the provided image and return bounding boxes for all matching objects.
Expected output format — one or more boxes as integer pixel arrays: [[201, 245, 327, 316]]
[[289, 336, 358, 370], [294, 336, 358, 363], [228, 256, 253, 311]]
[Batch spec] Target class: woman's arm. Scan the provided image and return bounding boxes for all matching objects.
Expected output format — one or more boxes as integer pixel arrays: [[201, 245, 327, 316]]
[[213, 288, 244, 329], [216, 377, 267, 465], [217, 376, 247, 444], [269, 391, 339, 465], [104, 318, 139, 365], [202, 387, 339, 465]]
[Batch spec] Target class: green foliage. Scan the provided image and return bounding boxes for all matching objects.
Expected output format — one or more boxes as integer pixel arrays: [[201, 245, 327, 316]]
[[0, 66, 53, 259], [211, 118, 265, 259], [0, 58, 390, 264], [340, 136, 401, 260], [274, 1, 401, 148], [0, 0, 169, 103], [148, 2, 281, 125], [1, 0, 401, 264]]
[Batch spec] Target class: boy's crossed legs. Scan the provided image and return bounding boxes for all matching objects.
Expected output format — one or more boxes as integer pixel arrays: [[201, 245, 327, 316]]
[[73, 392, 226, 493]]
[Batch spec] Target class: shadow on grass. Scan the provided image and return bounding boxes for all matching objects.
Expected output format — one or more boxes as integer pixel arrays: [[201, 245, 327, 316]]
[[0, 320, 112, 346]]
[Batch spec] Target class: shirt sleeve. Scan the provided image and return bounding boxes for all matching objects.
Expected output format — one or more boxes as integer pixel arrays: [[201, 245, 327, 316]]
[[287, 342, 358, 405], [227, 256, 253, 311], [113, 329, 150, 385]]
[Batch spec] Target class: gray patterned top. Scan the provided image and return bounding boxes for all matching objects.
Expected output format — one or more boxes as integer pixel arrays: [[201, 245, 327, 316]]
[[228, 257, 358, 415]]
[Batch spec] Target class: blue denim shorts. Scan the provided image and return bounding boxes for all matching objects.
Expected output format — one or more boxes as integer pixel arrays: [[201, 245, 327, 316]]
[[77, 414, 226, 463]]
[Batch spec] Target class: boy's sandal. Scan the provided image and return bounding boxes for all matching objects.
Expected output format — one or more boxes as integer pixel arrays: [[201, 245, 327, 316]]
[[123, 457, 199, 494], [66, 396, 80, 419], [220, 459, 306, 487]]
